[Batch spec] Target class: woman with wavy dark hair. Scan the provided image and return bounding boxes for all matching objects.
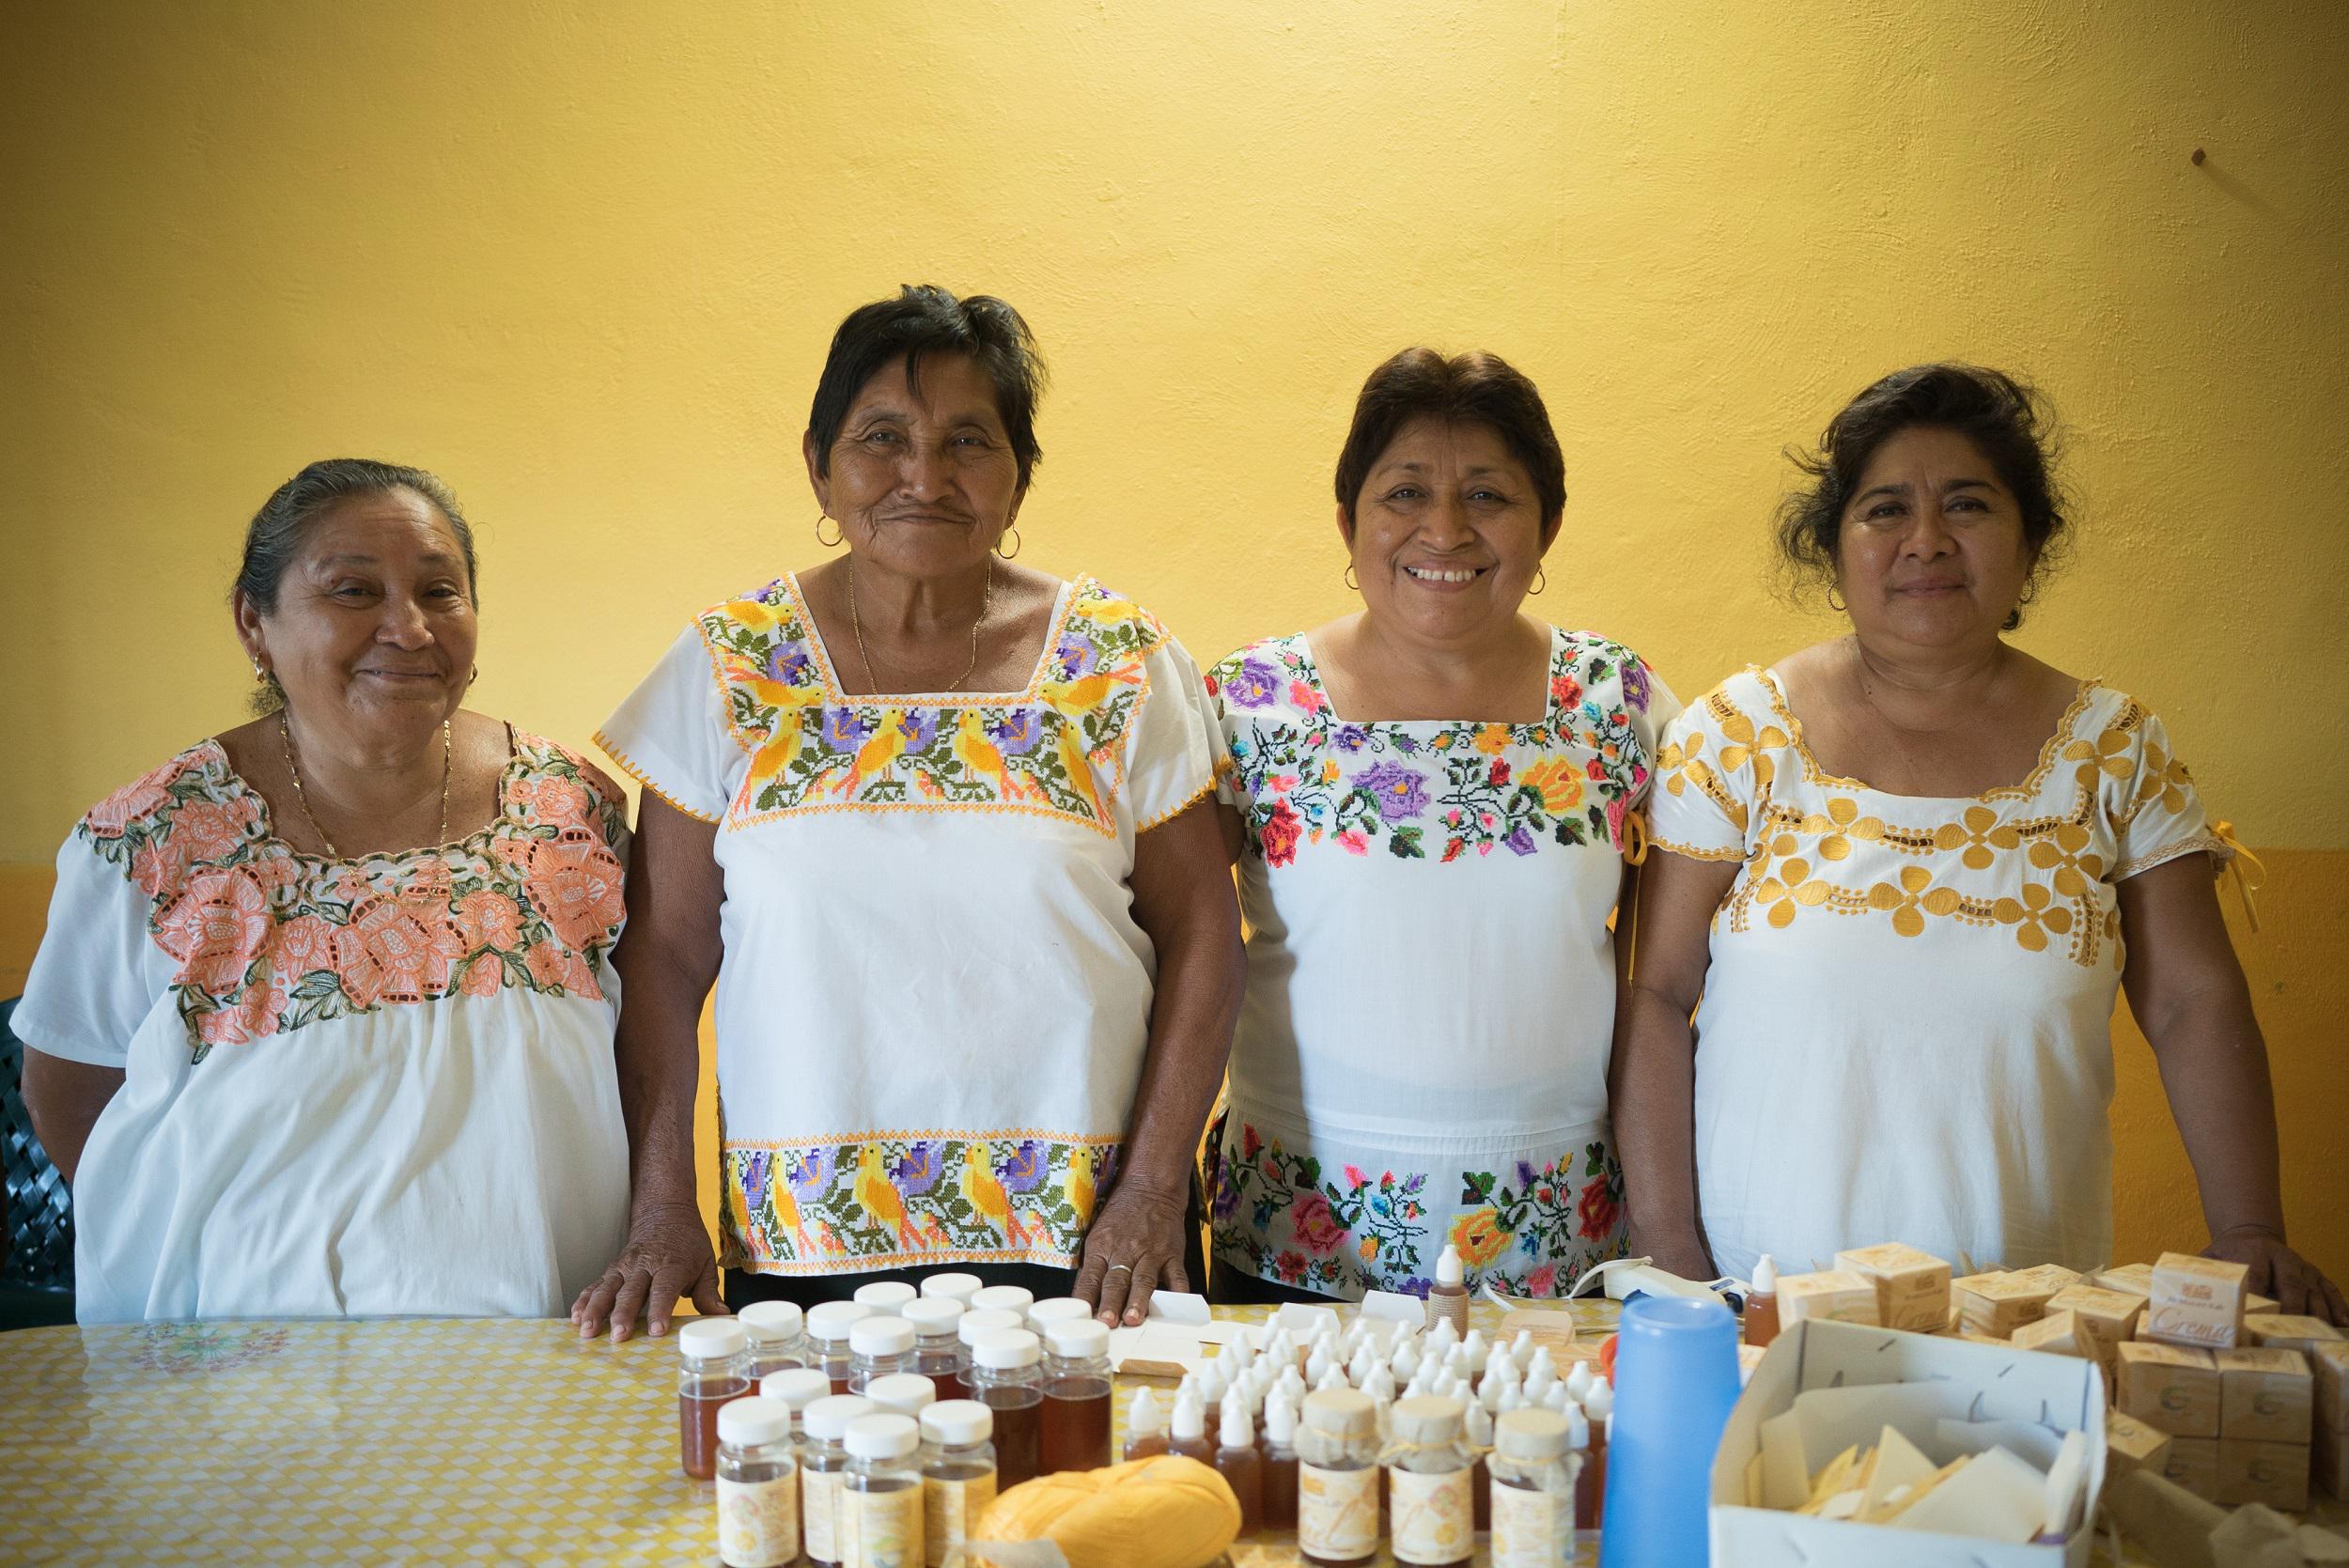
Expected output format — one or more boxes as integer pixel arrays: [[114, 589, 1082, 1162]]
[[1615, 364, 2341, 1320]]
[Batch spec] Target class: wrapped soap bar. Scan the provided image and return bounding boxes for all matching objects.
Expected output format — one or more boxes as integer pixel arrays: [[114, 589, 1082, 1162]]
[[2158, 1435, 2221, 1500], [2115, 1341, 2220, 1438], [2217, 1346, 2312, 1444], [1954, 1272, 2054, 1338], [2311, 1341, 2349, 1435], [2244, 1312, 2346, 1358], [2013, 1310, 2087, 1358], [2143, 1252, 2248, 1351], [2045, 1285, 2141, 1367], [1778, 1270, 1880, 1327], [2214, 1436, 2310, 1512], [1831, 1244, 1952, 1334], [2104, 1410, 2172, 1476]]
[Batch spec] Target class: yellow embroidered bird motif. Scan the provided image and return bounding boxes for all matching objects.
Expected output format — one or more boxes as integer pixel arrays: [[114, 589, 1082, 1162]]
[[1053, 723, 1104, 822], [854, 1144, 918, 1250], [836, 708, 910, 799], [953, 710, 1010, 795], [960, 1141, 1028, 1247], [1066, 1144, 1098, 1225]]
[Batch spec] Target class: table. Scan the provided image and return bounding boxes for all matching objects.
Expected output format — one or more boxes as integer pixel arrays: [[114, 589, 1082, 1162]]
[[0, 1306, 2329, 1565]]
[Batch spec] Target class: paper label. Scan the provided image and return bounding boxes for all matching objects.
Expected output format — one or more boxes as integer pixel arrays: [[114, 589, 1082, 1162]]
[[924, 1473, 995, 1568], [1390, 1467, 1472, 1564], [717, 1474, 799, 1568], [802, 1469, 841, 1563], [1298, 1464, 1378, 1559], [845, 1483, 923, 1568], [1489, 1482, 1568, 1567]]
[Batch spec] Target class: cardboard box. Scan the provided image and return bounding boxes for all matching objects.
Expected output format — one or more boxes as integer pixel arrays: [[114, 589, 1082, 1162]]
[[2158, 1436, 2220, 1501], [2316, 1421, 2349, 1499], [2104, 1411, 2172, 1476], [1780, 1269, 1880, 1327], [2244, 1312, 2346, 1357], [2091, 1263, 2154, 1297], [2215, 1437, 2310, 1512], [1710, 1319, 2108, 1568], [1833, 1244, 1952, 1334], [2114, 1342, 2219, 1438], [2007, 1263, 2083, 1297], [2142, 1252, 2248, 1351], [2249, 1292, 2279, 1314], [2045, 1285, 2142, 1366], [2217, 1346, 2312, 1443], [2312, 1341, 2349, 1434], [2012, 1310, 2087, 1358], [1956, 1273, 2055, 1338]]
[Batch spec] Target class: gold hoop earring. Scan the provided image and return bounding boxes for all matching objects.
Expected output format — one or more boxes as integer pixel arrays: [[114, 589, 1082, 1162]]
[[1826, 586, 1846, 613], [1530, 568, 1547, 597], [816, 513, 844, 549], [996, 524, 1022, 560], [252, 662, 267, 682], [1343, 564, 1360, 592], [470, 665, 481, 686]]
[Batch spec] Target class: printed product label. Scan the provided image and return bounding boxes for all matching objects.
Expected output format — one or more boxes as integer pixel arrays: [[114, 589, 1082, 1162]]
[[802, 1469, 841, 1563], [1298, 1464, 1378, 1560], [847, 1484, 924, 1568], [1390, 1467, 1472, 1564], [925, 1473, 997, 1568], [1490, 1482, 1568, 1568], [716, 1474, 799, 1568]]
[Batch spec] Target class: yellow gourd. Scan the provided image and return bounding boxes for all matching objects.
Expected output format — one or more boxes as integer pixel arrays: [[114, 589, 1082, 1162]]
[[969, 1454, 1240, 1568]]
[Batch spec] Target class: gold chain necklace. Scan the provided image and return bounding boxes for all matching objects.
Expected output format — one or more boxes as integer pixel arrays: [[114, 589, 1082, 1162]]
[[278, 712, 451, 859], [848, 554, 993, 693]]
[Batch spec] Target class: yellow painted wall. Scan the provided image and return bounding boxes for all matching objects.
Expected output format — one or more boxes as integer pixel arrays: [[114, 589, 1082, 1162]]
[[4, 4, 2342, 1278]]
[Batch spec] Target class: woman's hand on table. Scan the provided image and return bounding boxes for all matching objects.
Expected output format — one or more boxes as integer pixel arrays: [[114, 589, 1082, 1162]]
[[572, 1202, 727, 1341], [2205, 1225, 2349, 1325], [1629, 1229, 1719, 1287], [1074, 1183, 1190, 1327]]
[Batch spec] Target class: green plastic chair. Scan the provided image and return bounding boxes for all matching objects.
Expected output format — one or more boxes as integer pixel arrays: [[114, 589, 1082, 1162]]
[[2, 998, 76, 1328]]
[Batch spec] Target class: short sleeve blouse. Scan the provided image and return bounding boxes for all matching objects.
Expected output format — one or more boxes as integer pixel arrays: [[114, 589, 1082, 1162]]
[[1646, 669, 2229, 1278], [596, 572, 1219, 1281], [15, 733, 633, 1321]]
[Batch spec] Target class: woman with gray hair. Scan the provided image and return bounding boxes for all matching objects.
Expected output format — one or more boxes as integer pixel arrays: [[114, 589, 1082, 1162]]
[[19, 459, 631, 1321]]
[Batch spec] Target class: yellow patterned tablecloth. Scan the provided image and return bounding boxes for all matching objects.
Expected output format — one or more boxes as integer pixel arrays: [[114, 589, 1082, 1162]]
[[0, 1303, 2326, 1565]]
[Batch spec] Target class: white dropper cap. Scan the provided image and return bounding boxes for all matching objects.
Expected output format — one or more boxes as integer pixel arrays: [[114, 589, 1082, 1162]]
[[1461, 1328, 1488, 1366], [921, 1400, 993, 1447], [1304, 1346, 1334, 1386], [1526, 1347, 1557, 1387], [1485, 1347, 1517, 1387], [718, 1395, 795, 1449], [1170, 1391, 1206, 1443], [1480, 1374, 1508, 1416], [1391, 1339, 1420, 1380], [1510, 1329, 1535, 1370], [1565, 1405, 1591, 1452], [1277, 1367, 1308, 1404], [1405, 1367, 1433, 1400], [1363, 1364, 1396, 1402], [845, 1411, 921, 1462], [1426, 1316, 1459, 1351], [1565, 1361, 1596, 1401], [1219, 1388, 1253, 1449], [677, 1317, 749, 1362], [1495, 1383, 1524, 1415], [762, 1366, 834, 1412], [1436, 1245, 1466, 1287], [1196, 1359, 1227, 1406], [1753, 1254, 1778, 1292], [1128, 1387, 1166, 1439], [1315, 1365, 1349, 1393], [1226, 1337, 1255, 1374], [739, 1300, 805, 1344], [1584, 1383, 1614, 1423], [1264, 1390, 1298, 1445], [1542, 1383, 1572, 1414], [1463, 1399, 1494, 1448], [1347, 1344, 1380, 1385]]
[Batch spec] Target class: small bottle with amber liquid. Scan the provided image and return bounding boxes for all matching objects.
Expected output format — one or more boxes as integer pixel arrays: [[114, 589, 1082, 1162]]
[[1260, 1390, 1299, 1531], [1166, 1389, 1213, 1464], [1580, 1385, 1612, 1533], [1744, 1254, 1781, 1349], [964, 1328, 1044, 1490], [1215, 1389, 1263, 1535], [1462, 1399, 1493, 1533], [678, 1318, 753, 1482], [1123, 1388, 1170, 1461], [1038, 1319, 1114, 1475], [902, 1297, 968, 1402], [1425, 1245, 1470, 1338]]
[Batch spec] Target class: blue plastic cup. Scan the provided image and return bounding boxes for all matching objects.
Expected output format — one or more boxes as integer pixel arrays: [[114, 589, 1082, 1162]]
[[1597, 1294, 1742, 1568]]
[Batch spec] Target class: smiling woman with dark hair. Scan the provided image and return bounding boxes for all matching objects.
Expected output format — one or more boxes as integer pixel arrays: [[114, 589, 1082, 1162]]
[[18, 458, 631, 1321], [1202, 347, 1679, 1305], [577, 285, 1241, 1335], [1615, 364, 2344, 1322]]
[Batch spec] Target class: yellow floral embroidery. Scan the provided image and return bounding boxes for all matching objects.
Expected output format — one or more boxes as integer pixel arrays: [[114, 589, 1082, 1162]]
[[1933, 803, 2021, 869]]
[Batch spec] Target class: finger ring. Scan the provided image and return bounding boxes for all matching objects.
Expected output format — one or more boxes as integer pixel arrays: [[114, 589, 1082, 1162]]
[[1105, 1264, 1134, 1274]]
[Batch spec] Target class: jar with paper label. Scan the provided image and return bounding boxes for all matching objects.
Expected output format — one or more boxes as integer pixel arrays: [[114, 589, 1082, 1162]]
[[919, 1399, 997, 1568], [841, 1412, 925, 1568], [800, 1394, 875, 1568], [1384, 1395, 1473, 1567], [1488, 1407, 1576, 1568], [716, 1396, 800, 1568], [1296, 1388, 1381, 1568], [739, 1301, 808, 1380]]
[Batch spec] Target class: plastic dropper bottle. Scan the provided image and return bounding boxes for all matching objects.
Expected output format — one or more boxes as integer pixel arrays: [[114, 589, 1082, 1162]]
[[1215, 1388, 1263, 1535], [1425, 1245, 1470, 1337], [1261, 1390, 1300, 1531], [1582, 1383, 1613, 1532], [1167, 1389, 1214, 1463], [1566, 1405, 1596, 1537], [1745, 1253, 1781, 1348], [1123, 1388, 1170, 1461], [1462, 1399, 1493, 1532]]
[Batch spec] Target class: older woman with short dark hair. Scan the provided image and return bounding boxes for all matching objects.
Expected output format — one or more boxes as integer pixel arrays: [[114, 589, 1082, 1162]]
[[577, 285, 1241, 1334], [1204, 348, 1679, 1303], [20, 458, 631, 1321], [1618, 364, 2344, 1320]]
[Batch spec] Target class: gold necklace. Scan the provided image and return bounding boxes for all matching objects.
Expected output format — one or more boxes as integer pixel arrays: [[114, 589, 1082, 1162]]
[[279, 712, 451, 859], [848, 554, 993, 693]]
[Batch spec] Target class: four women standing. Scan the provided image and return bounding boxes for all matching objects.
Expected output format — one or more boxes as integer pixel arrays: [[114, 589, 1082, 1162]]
[[17, 291, 2343, 1327]]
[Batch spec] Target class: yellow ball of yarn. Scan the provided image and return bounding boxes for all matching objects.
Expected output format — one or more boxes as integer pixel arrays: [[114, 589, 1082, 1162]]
[[972, 1454, 1241, 1568]]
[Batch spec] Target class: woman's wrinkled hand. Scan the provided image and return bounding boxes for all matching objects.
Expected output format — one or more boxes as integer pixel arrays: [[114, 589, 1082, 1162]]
[[571, 1202, 728, 1341], [1072, 1184, 1191, 1327], [1628, 1230, 1720, 1288], [2204, 1225, 2349, 1326]]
